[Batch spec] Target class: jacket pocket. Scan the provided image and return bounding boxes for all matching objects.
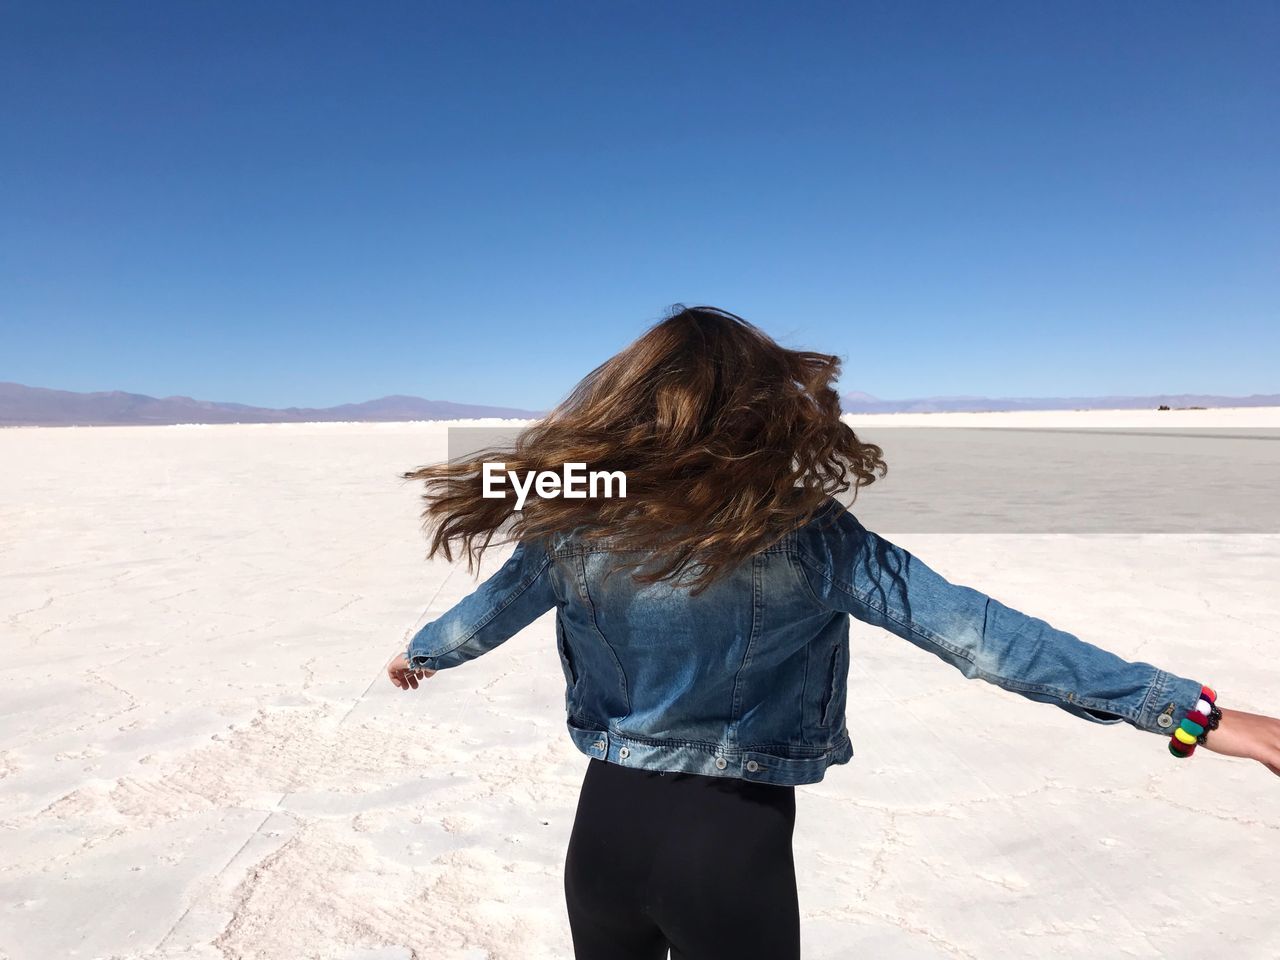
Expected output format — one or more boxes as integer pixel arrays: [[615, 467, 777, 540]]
[[820, 641, 846, 728], [556, 617, 579, 687]]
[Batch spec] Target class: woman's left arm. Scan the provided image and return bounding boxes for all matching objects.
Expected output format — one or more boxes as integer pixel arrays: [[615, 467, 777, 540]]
[[393, 537, 559, 679]]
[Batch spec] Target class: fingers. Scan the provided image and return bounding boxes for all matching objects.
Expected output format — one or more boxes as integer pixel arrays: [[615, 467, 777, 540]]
[[388, 668, 436, 691], [388, 661, 411, 690], [387, 655, 437, 691]]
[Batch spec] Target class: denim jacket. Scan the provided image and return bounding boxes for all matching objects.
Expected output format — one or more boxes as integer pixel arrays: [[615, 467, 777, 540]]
[[404, 498, 1208, 786]]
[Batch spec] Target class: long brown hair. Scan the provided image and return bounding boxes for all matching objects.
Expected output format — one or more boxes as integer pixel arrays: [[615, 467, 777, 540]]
[[401, 305, 887, 593]]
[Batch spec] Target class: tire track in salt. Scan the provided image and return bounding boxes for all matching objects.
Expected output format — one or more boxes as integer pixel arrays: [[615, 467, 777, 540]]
[[150, 563, 461, 956]]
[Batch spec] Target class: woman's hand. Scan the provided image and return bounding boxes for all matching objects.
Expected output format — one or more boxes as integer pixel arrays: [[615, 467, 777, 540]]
[[1199, 707, 1280, 776], [387, 652, 436, 690]]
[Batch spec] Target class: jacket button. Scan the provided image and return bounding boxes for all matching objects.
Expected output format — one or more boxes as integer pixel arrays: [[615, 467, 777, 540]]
[[714, 757, 727, 770], [618, 746, 630, 759], [1156, 714, 1174, 728], [592, 740, 605, 750], [745, 760, 759, 772]]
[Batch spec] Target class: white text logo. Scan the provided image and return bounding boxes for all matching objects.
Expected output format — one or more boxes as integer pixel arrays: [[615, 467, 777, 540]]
[[481, 462, 627, 510]]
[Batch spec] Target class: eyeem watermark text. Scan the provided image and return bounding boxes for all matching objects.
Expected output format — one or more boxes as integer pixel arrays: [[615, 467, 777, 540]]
[[482, 462, 627, 510]]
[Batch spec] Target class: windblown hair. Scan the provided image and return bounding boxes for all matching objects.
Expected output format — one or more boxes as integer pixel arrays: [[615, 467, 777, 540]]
[[400, 305, 887, 594]]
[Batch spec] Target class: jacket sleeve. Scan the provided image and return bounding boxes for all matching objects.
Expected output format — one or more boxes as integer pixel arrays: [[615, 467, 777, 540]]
[[404, 537, 559, 671], [795, 502, 1209, 735]]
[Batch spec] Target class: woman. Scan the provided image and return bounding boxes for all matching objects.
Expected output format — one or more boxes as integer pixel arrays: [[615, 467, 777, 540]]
[[388, 305, 1279, 960]]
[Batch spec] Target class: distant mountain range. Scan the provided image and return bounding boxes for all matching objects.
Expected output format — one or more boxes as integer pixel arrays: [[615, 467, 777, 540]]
[[838, 391, 1280, 414], [2, 381, 1277, 427], [0, 382, 543, 426]]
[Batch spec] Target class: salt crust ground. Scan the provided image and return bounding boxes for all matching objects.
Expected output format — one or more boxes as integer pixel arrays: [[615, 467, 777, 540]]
[[2, 410, 1277, 959]]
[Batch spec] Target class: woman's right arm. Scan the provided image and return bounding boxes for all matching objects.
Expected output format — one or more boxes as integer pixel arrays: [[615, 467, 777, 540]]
[[795, 503, 1280, 776], [1195, 708, 1280, 775]]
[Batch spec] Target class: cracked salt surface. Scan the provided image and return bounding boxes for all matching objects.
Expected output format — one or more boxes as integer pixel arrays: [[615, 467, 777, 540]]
[[1, 414, 1278, 959]]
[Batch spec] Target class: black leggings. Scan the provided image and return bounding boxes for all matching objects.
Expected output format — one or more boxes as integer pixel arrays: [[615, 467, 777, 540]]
[[563, 756, 800, 959]]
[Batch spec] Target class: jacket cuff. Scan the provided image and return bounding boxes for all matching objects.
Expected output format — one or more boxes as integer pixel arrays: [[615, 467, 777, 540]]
[[404, 637, 437, 671], [1136, 669, 1212, 736], [406, 650, 440, 671]]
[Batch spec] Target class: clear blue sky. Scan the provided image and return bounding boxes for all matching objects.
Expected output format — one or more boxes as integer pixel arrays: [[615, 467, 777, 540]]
[[3, 1, 1277, 409]]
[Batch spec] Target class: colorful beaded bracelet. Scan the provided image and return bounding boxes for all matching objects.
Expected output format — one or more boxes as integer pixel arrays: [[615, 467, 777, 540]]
[[1168, 685, 1220, 758]]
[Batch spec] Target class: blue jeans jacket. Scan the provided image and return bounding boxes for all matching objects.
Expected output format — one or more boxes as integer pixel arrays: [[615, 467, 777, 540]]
[[405, 498, 1207, 786]]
